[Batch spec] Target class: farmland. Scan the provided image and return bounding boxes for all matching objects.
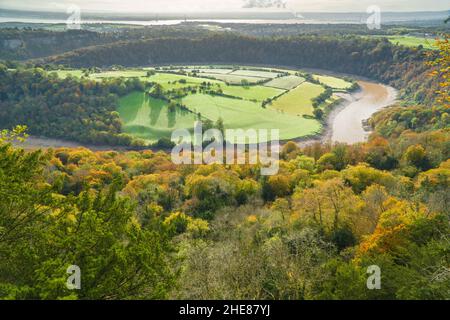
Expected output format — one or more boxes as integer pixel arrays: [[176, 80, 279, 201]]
[[55, 65, 356, 142], [385, 36, 437, 49], [368, 35, 439, 50], [313, 75, 353, 90], [264, 75, 306, 90], [117, 93, 197, 141], [181, 94, 321, 141], [270, 82, 326, 116], [220, 85, 284, 101]]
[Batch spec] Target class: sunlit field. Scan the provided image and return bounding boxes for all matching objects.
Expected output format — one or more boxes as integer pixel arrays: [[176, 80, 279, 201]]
[[54, 65, 353, 142]]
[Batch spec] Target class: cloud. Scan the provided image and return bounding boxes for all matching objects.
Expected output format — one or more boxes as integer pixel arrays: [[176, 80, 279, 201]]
[[242, 0, 287, 9]]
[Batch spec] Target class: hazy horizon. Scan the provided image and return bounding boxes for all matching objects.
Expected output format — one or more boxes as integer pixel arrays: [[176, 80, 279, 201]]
[[1, 0, 449, 14]]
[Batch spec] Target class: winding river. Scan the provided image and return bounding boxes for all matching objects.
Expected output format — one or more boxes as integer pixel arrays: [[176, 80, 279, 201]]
[[14, 80, 397, 150], [330, 81, 398, 144]]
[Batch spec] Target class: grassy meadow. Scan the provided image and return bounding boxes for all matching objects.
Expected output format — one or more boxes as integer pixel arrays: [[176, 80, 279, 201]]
[[264, 75, 306, 90], [181, 94, 322, 141], [118, 92, 197, 141], [313, 75, 353, 90], [270, 82, 325, 116], [369, 35, 438, 50], [55, 65, 354, 142], [221, 85, 285, 101]]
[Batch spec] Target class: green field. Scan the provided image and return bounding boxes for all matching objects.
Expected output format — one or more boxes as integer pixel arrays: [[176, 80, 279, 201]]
[[55, 65, 355, 142], [270, 82, 325, 116], [368, 35, 438, 50], [313, 75, 353, 90], [91, 70, 148, 79], [230, 69, 282, 78], [386, 36, 438, 50], [54, 70, 84, 78], [183, 68, 233, 74], [264, 75, 306, 90], [181, 94, 321, 141], [199, 73, 268, 84], [148, 72, 223, 89], [221, 85, 285, 101], [118, 92, 197, 141]]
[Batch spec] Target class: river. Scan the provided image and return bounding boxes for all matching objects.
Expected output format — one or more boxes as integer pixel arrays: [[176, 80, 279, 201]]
[[330, 81, 397, 144]]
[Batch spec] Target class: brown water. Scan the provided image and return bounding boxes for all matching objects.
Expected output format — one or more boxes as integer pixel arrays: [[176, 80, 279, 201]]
[[331, 81, 397, 144]]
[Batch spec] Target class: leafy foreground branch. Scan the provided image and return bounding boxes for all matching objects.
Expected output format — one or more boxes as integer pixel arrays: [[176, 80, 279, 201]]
[[0, 141, 175, 299]]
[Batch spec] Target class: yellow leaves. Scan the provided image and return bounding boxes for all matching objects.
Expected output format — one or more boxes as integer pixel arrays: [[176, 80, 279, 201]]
[[238, 178, 260, 197], [317, 152, 338, 171], [187, 218, 209, 238], [36, 182, 52, 189], [418, 160, 450, 189], [319, 170, 341, 180], [247, 215, 258, 223], [88, 169, 110, 182], [0, 125, 28, 144], [67, 148, 94, 165], [128, 215, 141, 230], [267, 175, 291, 198], [185, 166, 242, 200], [342, 164, 396, 193], [439, 159, 450, 169], [185, 174, 212, 198], [289, 212, 301, 225], [163, 211, 209, 237], [146, 203, 163, 217], [378, 198, 411, 228], [290, 155, 315, 172], [49, 207, 63, 218], [122, 174, 163, 199], [101, 161, 122, 175], [293, 178, 358, 231], [67, 213, 77, 224], [428, 34, 450, 107], [50, 157, 64, 169]]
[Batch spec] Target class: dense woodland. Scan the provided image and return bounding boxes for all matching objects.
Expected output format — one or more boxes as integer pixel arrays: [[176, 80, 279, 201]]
[[0, 27, 212, 60], [0, 66, 147, 146], [0, 24, 448, 300]]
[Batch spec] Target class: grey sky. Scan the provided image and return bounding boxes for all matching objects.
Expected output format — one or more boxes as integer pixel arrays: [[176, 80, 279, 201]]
[[1, 0, 449, 13]]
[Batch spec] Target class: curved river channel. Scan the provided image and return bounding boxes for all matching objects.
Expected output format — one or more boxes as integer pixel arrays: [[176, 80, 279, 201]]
[[329, 80, 397, 144]]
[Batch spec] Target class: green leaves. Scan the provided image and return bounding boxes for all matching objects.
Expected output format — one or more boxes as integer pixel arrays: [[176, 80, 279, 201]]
[[0, 145, 175, 300]]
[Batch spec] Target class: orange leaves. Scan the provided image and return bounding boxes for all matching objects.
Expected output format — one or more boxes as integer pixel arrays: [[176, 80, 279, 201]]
[[356, 197, 428, 257]]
